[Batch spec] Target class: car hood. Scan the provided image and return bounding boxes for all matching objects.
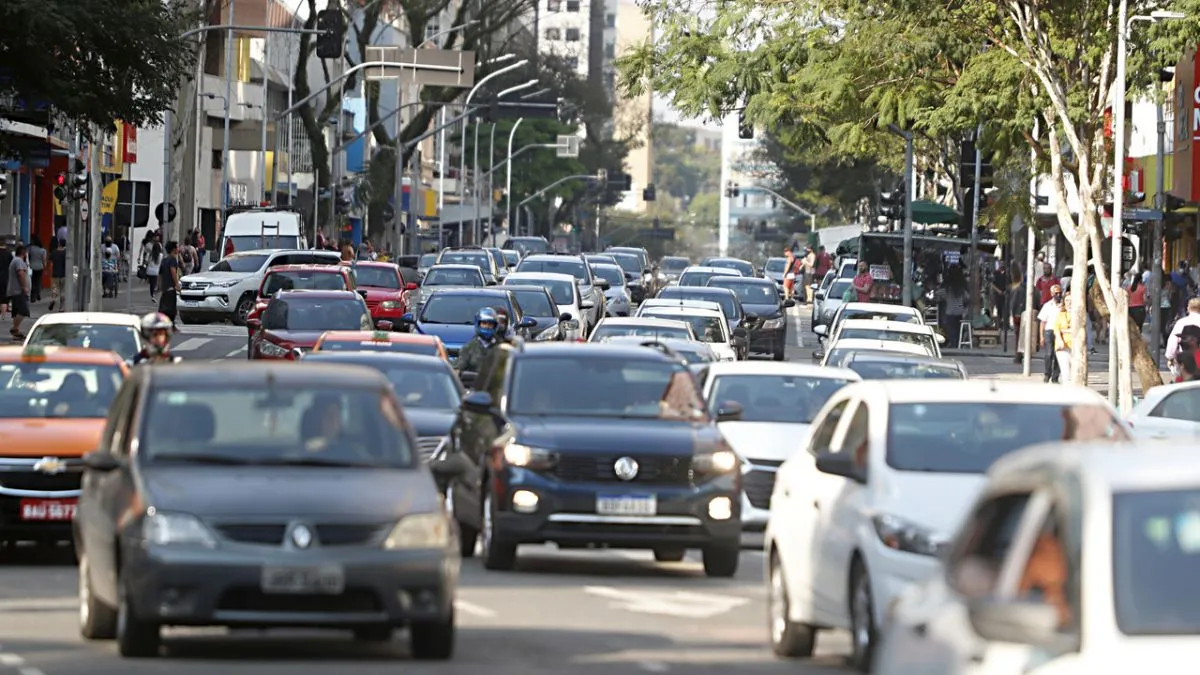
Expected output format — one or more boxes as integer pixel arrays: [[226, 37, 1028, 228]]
[[742, 302, 784, 318], [414, 285, 476, 304], [403, 408, 456, 438], [262, 330, 326, 346], [0, 418, 106, 458], [604, 288, 628, 301], [141, 466, 440, 519], [183, 271, 248, 283], [879, 472, 989, 541], [414, 322, 475, 348], [360, 286, 403, 300], [512, 415, 719, 455], [764, 271, 785, 282], [718, 421, 810, 463]]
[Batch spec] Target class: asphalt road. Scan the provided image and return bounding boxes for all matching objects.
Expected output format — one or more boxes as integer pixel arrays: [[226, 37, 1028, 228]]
[[0, 301, 1024, 675]]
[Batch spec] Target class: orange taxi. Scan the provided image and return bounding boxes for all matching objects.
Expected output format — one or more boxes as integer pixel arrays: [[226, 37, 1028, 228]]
[[312, 331, 450, 361], [0, 345, 128, 545]]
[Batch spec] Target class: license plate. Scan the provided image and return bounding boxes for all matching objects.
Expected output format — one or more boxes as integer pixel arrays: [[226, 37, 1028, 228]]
[[260, 565, 345, 594], [20, 499, 77, 521], [562, 319, 580, 330], [180, 300, 199, 307], [596, 494, 656, 516]]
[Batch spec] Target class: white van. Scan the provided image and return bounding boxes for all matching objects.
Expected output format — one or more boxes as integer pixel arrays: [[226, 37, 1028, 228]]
[[218, 208, 308, 261]]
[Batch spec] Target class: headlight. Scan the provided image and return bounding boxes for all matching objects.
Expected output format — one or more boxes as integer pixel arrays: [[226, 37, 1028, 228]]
[[872, 514, 943, 556], [502, 442, 555, 467], [143, 510, 217, 547], [761, 317, 786, 329], [534, 325, 560, 341], [380, 300, 400, 310], [383, 512, 451, 549], [208, 279, 240, 288], [694, 449, 739, 473], [257, 341, 290, 357]]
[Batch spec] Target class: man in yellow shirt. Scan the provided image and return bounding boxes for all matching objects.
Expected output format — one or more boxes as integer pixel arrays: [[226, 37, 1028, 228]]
[[1053, 289, 1074, 382]]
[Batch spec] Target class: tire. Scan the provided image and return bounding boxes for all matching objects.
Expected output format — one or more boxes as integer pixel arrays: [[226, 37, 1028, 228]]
[[447, 486, 477, 559], [353, 625, 394, 642], [702, 542, 740, 578], [232, 293, 255, 326], [848, 560, 877, 672], [115, 572, 160, 658], [480, 492, 517, 571], [768, 553, 816, 658], [78, 551, 117, 640], [773, 347, 786, 361], [409, 608, 454, 660], [653, 548, 687, 563]]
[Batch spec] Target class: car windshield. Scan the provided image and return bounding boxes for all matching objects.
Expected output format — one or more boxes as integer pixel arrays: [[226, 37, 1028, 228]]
[[420, 294, 510, 325], [517, 258, 589, 283], [643, 312, 725, 343], [828, 280, 853, 300], [488, 250, 505, 269], [611, 253, 642, 275], [678, 270, 730, 287], [764, 258, 786, 273], [26, 324, 140, 360], [710, 280, 778, 305], [661, 258, 690, 272], [839, 309, 920, 325], [838, 328, 935, 354], [1112, 487, 1200, 635], [210, 253, 269, 273], [848, 360, 964, 380], [593, 265, 625, 287], [705, 259, 754, 276], [592, 323, 691, 341], [317, 339, 440, 356], [263, 297, 371, 332], [226, 235, 301, 254], [510, 290, 555, 317], [424, 268, 483, 287], [418, 254, 437, 268], [140, 385, 415, 467], [662, 290, 738, 320], [887, 402, 1127, 473], [0, 362, 123, 419], [509, 356, 707, 420], [262, 270, 346, 296], [508, 278, 574, 305], [439, 251, 490, 270], [354, 266, 401, 289], [502, 251, 520, 266], [507, 238, 549, 256], [709, 374, 852, 423]]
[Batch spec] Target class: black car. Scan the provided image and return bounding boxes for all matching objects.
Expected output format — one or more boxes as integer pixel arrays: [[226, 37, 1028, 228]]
[[707, 277, 795, 361], [74, 363, 465, 659], [440, 342, 745, 577], [606, 251, 649, 303], [699, 256, 756, 278], [299, 352, 464, 461], [656, 285, 754, 335]]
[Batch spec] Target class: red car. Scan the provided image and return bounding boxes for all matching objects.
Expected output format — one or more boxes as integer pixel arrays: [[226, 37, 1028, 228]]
[[342, 260, 417, 329], [245, 265, 357, 341], [247, 289, 379, 360]]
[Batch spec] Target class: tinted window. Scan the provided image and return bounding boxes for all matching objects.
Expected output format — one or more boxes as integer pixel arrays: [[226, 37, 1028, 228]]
[[1112, 488, 1200, 635], [141, 386, 414, 467], [610, 253, 642, 275], [263, 297, 371, 331], [262, 270, 347, 296], [592, 265, 625, 287], [439, 251, 491, 270], [424, 267, 484, 287], [27, 323, 140, 360], [507, 277, 574, 305], [502, 251, 520, 266], [838, 328, 936, 354], [660, 257, 690, 272], [828, 280, 853, 299], [516, 258, 588, 282], [506, 238, 549, 255], [660, 289, 739, 320], [709, 374, 852, 423], [1152, 389, 1200, 422], [0, 362, 123, 419], [509, 356, 706, 420], [317, 340, 439, 356], [418, 254, 437, 267], [591, 323, 691, 341], [355, 266, 401, 288], [709, 279, 779, 305], [510, 289, 555, 317], [678, 270, 732, 287], [642, 311, 725, 342], [705, 259, 754, 276], [887, 402, 1127, 473], [764, 258, 786, 273], [211, 253, 269, 273], [488, 249, 506, 270], [420, 294, 511, 325], [848, 360, 965, 380]]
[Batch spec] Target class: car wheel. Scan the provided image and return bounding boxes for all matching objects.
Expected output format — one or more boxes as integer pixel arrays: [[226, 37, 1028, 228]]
[[701, 542, 739, 578], [480, 491, 517, 571], [409, 607, 454, 660], [353, 625, 394, 642], [78, 551, 117, 640], [115, 571, 160, 658], [653, 548, 686, 563], [446, 486, 477, 558], [768, 552, 816, 657], [773, 347, 786, 361], [232, 294, 254, 326], [848, 559, 877, 672]]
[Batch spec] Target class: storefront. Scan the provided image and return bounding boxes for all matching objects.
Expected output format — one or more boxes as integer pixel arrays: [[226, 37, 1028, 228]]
[[1169, 46, 1200, 267]]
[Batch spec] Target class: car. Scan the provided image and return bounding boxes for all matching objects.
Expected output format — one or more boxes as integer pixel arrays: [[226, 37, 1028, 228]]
[[1124, 379, 1200, 440], [502, 235, 551, 258], [484, 247, 509, 282], [588, 316, 697, 343], [693, 361, 859, 533], [312, 331, 450, 361], [440, 342, 745, 575], [503, 271, 591, 338], [677, 265, 743, 288], [835, 351, 967, 380], [501, 284, 579, 342], [763, 256, 788, 290], [601, 336, 718, 365], [817, 319, 944, 361], [606, 252, 652, 303], [24, 312, 144, 362], [179, 249, 342, 326], [245, 264, 358, 344], [435, 247, 501, 284], [407, 264, 489, 316], [810, 270, 837, 322], [765, 380, 1128, 667], [635, 304, 740, 362], [0, 346, 128, 548], [604, 246, 657, 294], [73, 362, 464, 659], [707, 276, 797, 361], [514, 254, 607, 329], [417, 253, 437, 281], [699, 257, 756, 278], [813, 276, 854, 328], [820, 338, 931, 367], [590, 263, 633, 316], [399, 288, 539, 362], [248, 290, 375, 360], [500, 250, 520, 270], [658, 256, 691, 285], [655, 285, 752, 336], [820, 301, 924, 340], [348, 260, 417, 328]]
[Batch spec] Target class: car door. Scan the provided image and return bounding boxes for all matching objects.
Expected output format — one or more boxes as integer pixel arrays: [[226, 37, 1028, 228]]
[[1131, 386, 1200, 439]]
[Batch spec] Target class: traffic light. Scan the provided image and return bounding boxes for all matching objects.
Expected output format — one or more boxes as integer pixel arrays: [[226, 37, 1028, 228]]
[[0, 174, 7, 200], [879, 190, 904, 220], [70, 172, 88, 200], [737, 111, 753, 139], [606, 172, 632, 191], [724, 183, 739, 198], [53, 173, 67, 201], [335, 187, 352, 214], [959, 140, 994, 188], [643, 184, 656, 201], [315, 10, 345, 59]]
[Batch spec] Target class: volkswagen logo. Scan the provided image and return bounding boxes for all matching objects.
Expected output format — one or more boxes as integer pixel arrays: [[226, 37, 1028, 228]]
[[613, 456, 639, 481], [290, 524, 314, 549], [33, 457, 66, 475]]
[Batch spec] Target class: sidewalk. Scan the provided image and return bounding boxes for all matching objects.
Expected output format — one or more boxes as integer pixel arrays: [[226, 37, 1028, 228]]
[[1, 280, 161, 335]]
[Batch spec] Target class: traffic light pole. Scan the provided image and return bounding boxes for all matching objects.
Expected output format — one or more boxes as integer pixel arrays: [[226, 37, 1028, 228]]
[[740, 185, 815, 232], [969, 123, 983, 321], [87, 131, 103, 312], [902, 132, 915, 309]]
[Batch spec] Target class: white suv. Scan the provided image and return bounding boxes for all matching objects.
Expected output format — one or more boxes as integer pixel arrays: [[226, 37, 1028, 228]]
[[178, 249, 342, 325]]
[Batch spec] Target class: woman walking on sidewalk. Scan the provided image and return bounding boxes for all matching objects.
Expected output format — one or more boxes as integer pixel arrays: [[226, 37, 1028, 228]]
[[27, 236, 45, 303], [48, 238, 65, 311], [143, 239, 163, 303]]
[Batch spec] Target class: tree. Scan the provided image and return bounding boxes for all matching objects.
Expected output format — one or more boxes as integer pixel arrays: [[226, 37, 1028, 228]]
[[0, 0, 203, 133], [650, 121, 721, 209]]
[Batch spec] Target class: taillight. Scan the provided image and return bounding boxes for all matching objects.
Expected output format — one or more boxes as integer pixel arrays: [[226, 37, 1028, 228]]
[[224, 238, 235, 257]]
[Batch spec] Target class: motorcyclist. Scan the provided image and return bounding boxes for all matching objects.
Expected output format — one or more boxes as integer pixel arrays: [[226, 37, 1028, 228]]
[[132, 312, 181, 365], [456, 307, 498, 375], [492, 306, 514, 343]]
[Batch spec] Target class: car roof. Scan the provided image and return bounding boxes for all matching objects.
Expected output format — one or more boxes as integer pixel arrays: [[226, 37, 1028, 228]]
[[30, 312, 140, 327], [505, 272, 576, 282], [429, 263, 484, 271], [838, 319, 933, 333], [144, 361, 392, 388], [840, 302, 919, 314], [708, 276, 773, 286], [703, 360, 861, 380], [601, 336, 713, 352], [266, 264, 344, 273], [641, 298, 723, 310], [640, 306, 723, 318], [500, 284, 554, 294], [426, 287, 512, 298], [661, 255, 690, 261], [520, 342, 677, 361], [702, 257, 751, 264], [597, 317, 692, 328], [274, 289, 362, 300], [682, 266, 742, 274], [591, 263, 623, 271], [0, 345, 127, 365], [348, 260, 399, 269], [301, 351, 450, 369], [989, 443, 1200, 493], [660, 286, 738, 298], [318, 331, 442, 344], [842, 379, 1107, 405]]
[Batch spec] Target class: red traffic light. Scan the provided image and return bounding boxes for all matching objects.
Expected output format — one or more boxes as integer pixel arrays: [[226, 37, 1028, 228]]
[[55, 173, 66, 186]]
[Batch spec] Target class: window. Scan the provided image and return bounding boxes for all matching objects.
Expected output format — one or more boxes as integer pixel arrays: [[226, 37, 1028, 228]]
[[546, 0, 561, 10], [211, 150, 223, 170], [807, 399, 848, 454], [26, 323, 141, 361], [424, 23, 441, 42], [946, 492, 1034, 597], [545, 27, 561, 40], [605, 42, 616, 59], [566, 0, 580, 10], [1112, 488, 1200, 635], [565, 27, 581, 41], [708, 374, 852, 424], [605, 12, 616, 27], [0, 362, 125, 420], [1151, 388, 1200, 422], [1017, 506, 1077, 632], [838, 403, 870, 471], [509, 357, 707, 420]]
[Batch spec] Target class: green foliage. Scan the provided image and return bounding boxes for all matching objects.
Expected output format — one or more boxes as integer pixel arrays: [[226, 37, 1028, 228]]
[[650, 122, 721, 207]]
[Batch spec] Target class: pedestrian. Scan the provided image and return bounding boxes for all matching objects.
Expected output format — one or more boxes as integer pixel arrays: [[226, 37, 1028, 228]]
[[1038, 284, 1063, 383], [7, 244, 31, 340], [1128, 274, 1147, 332], [56, 223, 68, 247], [936, 265, 969, 340], [157, 241, 181, 332], [101, 249, 119, 298], [178, 238, 196, 276], [851, 260, 874, 302], [144, 239, 163, 302], [27, 235, 45, 303], [1166, 297, 1200, 379], [1034, 262, 1058, 309], [0, 240, 11, 319], [48, 237, 66, 312], [1008, 267, 1026, 363], [1053, 288, 1074, 382], [802, 247, 816, 304], [1173, 325, 1200, 382], [782, 248, 796, 300], [814, 246, 832, 280]]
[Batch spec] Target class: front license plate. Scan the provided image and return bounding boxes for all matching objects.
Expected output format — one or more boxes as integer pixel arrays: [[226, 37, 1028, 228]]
[[562, 319, 580, 330], [596, 494, 656, 516], [20, 499, 77, 521], [260, 565, 345, 594], [179, 300, 199, 307]]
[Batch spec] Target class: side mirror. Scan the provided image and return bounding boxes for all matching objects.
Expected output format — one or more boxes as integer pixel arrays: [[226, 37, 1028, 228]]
[[429, 451, 471, 478], [784, 299, 796, 308], [458, 371, 477, 389], [486, 279, 498, 286], [289, 347, 305, 360], [715, 401, 744, 422], [813, 324, 828, 337], [405, 282, 418, 291], [400, 313, 415, 324], [744, 313, 759, 323], [809, 283, 819, 290], [376, 320, 394, 331], [82, 450, 121, 472], [815, 451, 865, 483], [518, 316, 538, 329], [935, 334, 947, 344], [462, 390, 493, 414], [812, 350, 824, 362], [558, 312, 573, 322], [624, 272, 637, 281], [595, 279, 611, 290], [814, 291, 826, 300], [967, 598, 1063, 647]]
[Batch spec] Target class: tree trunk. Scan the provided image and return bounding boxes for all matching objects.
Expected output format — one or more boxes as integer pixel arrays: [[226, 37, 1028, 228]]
[[1068, 237, 1089, 385], [1088, 279, 1164, 394]]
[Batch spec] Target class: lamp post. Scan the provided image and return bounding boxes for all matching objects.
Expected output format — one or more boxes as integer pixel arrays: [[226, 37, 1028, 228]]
[[888, 124, 915, 308], [474, 79, 538, 241], [458, 58, 529, 235], [505, 118, 524, 236]]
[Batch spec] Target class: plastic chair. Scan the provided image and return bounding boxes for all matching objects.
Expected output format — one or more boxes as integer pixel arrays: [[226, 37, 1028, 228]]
[[957, 321, 973, 349]]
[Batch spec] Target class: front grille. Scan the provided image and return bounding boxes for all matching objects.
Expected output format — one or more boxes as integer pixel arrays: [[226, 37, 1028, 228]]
[[181, 281, 211, 292], [552, 454, 693, 485], [0, 469, 82, 493], [743, 469, 777, 510], [215, 523, 385, 546], [365, 300, 380, 311], [314, 523, 388, 546], [216, 524, 286, 545], [216, 587, 381, 613], [415, 436, 444, 462]]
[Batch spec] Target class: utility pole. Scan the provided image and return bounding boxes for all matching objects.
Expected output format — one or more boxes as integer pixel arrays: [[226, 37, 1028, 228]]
[[87, 132, 103, 311], [220, 0, 237, 222], [64, 125, 80, 313], [969, 124, 983, 320], [1150, 76, 1169, 366]]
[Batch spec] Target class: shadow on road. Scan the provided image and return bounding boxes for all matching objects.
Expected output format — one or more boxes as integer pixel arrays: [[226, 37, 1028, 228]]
[[0, 541, 76, 566]]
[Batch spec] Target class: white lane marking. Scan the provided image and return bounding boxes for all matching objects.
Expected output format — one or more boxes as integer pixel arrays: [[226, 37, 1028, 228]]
[[793, 310, 804, 348], [0, 597, 75, 611], [178, 324, 247, 337], [639, 661, 670, 672], [172, 337, 212, 351], [583, 586, 750, 619], [19, 668, 45, 675], [225, 348, 244, 358], [0, 653, 25, 666], [454, 599, 497, 618]]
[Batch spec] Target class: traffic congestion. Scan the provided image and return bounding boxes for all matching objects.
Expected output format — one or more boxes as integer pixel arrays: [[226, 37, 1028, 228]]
[[0, 236, 1194, 675]]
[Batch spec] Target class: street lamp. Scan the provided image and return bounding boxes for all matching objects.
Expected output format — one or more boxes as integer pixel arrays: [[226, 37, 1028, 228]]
[[473, 79, 540, 240], [459, 58, 529, 241]]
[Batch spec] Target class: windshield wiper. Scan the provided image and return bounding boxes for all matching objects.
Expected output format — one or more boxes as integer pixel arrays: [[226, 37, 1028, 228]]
[[251, 457, 384, 468], [152, 454, 252, 465]]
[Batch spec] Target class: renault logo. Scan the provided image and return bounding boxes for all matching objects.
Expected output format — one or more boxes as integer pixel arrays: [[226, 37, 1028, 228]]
[[290, 524, 313, 549], [613, 456, 639, 481], [33, 457, 66, 475]]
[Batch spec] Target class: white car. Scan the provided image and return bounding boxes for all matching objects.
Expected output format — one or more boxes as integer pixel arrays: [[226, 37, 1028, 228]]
[[23, 312, 144, 362], [823, 302, 924, 338], [875, 441, 1187, 675], [818, 319, 944, 362], [589, 263, 633, 316], [1125, 379, 1200, 440], [677, 265, 744, 287], [588, 317, 697, 343], [504, 272, 590, 337], [814, 277, 856, 328], [695, 361, 860, 532], [764, 380, 1126, 669], [819, 338, 931, 367], [178, 248, 342, 325], [637, 305, 737, 361]]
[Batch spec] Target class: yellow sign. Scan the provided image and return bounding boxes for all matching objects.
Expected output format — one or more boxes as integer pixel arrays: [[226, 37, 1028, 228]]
[[99, 124, 124, 175], [423, 190, 438, 217], [99, 180, 119, 214]]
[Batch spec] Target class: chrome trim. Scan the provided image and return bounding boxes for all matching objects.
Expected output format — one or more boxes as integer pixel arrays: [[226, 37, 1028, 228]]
[[546, 513, 702, 526], [0, 486, 81, 498]]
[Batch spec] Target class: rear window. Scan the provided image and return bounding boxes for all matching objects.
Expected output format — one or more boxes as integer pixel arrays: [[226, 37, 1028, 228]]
[[848, 360, 964, 380], [26, 323, 140, 361], [517, 258, 588, 282], [661, 258, 690, 272], [439, 251, 491, 269], [592, 265, 625, 287], [510, 290, 555, 317], [316, 340, 439, 356], [591, 323, 691, 342], [225, 234, 301, 253], [262, 270, 347, 296]]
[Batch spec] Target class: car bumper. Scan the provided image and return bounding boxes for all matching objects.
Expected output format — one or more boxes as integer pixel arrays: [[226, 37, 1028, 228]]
[[178, 294, 238, 318], [864, 543, 941, 627], [123, 543, 458, 628], [493, 469, 742, 548], [0, 493, 78, 541], [749, 326, 787, 354]]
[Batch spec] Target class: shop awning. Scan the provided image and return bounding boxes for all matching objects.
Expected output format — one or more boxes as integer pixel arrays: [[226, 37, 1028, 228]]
[[911, 200, 960, 225]]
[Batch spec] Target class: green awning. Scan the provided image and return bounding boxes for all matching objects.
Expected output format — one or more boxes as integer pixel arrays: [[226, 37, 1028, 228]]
[[911, 200, 960, 225]]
